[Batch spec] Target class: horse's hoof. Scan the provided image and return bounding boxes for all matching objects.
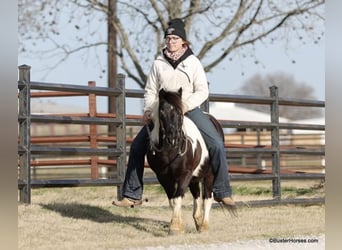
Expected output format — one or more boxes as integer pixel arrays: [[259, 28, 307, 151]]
[[198, 225, 209, 233], [168, 225, 185, 235], [197, 221, 209, 233]]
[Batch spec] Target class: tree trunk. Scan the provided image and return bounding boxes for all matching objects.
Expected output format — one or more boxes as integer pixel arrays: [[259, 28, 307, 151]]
[[108, 0, 117, 135]]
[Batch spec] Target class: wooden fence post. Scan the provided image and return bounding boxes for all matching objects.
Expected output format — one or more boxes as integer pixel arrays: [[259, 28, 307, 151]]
[[88, 81, 99, 179], [115, 74, 126, 199], [18, 65, 32, 204], [270, 85, 281, 200]]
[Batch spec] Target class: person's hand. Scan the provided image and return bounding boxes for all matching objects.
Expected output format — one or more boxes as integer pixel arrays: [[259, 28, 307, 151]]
[[143, 111, 152, 125], [182, 103, 190, 115]]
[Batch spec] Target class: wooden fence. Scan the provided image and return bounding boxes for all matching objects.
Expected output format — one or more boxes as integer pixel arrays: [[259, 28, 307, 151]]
[[17, 65, 325, 205]]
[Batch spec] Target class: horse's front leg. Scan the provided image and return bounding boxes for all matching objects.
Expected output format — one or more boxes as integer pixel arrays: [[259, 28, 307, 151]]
[[168, 197, 185, 235]]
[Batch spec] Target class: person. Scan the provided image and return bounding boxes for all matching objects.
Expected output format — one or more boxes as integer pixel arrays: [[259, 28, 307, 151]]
[[112, 18, 235, 208]]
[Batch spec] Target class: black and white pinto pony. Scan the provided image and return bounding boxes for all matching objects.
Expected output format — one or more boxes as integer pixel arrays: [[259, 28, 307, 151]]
[[146, 88, 225, 235]]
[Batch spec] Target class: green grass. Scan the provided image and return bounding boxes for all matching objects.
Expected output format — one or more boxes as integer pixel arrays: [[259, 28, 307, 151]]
[[128, 180, 324, 200], [233, 184, 322, 197], [234, 186, 271, 195], [144, 184, 165, 193]]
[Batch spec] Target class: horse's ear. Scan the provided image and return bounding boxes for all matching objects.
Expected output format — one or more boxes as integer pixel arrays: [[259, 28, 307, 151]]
[[159, 88, 165, 98], [178, 88, 182, 97]]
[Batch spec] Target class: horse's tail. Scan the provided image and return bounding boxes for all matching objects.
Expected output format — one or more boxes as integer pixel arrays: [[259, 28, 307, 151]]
[[205, 113, 225, 142]]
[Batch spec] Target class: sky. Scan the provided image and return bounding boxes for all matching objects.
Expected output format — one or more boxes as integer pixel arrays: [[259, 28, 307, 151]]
[[207, 41, 325, 100], [18, 6, 325, 115], [19, 38, 324, 115]]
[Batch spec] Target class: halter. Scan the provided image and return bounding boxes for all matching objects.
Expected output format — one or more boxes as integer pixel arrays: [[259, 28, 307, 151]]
[[146, 124, 189, 157]]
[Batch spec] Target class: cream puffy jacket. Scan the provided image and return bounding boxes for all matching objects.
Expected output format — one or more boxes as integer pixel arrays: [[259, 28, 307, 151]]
[[144, 53, 209, 113]]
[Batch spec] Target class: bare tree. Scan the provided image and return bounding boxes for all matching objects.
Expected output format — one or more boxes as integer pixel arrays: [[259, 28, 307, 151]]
[[19, 0, 325, 89], [237, 71, 323, 120]]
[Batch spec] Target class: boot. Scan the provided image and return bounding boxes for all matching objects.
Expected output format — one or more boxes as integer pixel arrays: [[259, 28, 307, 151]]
[[112, 197, 143, 208], [214, 196, 235, 206]]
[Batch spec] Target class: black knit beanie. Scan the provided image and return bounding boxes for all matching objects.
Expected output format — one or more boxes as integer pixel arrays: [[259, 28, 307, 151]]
[[164, 18, 186, 40]]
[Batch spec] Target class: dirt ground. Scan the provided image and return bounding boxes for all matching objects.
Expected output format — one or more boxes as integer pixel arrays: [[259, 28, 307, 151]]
[[18, 181, 325, 250]]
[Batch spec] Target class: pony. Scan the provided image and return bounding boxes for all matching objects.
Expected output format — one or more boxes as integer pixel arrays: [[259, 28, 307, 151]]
[[146, 88, 224, 235]]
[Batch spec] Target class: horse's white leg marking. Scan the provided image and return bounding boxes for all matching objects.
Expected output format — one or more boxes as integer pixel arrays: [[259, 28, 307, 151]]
[[169, 197, 184, 235], [199, 196, 213, 232], [193, 197, 203, 231]]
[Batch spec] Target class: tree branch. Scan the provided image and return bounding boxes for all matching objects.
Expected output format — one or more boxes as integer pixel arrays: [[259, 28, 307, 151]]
[[197, 0, 251, 60], [111, 13, 147, 85], [202, 0, 324, 72]]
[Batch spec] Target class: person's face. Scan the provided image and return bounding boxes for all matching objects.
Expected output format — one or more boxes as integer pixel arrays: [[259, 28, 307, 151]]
[[165, 35, 183, 53]]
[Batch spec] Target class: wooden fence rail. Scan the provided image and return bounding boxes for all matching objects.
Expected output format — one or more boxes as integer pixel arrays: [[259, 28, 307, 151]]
[[18, 64, 127, 203], [17, 65, 325, 205]]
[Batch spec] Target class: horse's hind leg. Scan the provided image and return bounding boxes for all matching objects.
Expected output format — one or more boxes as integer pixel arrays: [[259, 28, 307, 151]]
[[200, 194, 213, 232], [189, 181, 203, 232], [200, 175, 214, 232]]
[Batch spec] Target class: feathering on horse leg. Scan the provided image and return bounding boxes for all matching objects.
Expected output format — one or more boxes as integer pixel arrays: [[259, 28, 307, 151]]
[[168, 197, 185, 235]]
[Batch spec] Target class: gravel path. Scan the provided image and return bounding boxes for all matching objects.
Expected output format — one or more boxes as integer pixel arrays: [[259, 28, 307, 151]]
[[133, 235, 325, 250]]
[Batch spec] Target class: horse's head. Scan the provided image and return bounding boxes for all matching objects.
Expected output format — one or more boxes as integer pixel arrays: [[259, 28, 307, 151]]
[[158, 88, 184, 147]]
